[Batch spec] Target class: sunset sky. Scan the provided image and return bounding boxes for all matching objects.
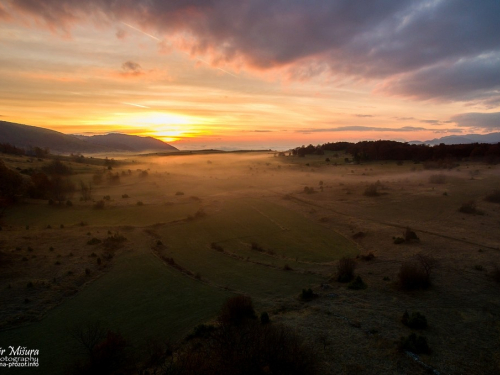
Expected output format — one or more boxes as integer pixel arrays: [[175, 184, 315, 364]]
[[0, 0, 499, 150]]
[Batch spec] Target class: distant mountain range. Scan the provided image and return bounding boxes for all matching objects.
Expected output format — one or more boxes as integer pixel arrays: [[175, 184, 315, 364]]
[[409, 132, 500, 145], [0, 121, 178, 154]]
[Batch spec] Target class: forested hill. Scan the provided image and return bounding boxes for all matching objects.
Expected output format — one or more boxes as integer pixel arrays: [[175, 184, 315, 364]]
[[293, 140, 500, 163]]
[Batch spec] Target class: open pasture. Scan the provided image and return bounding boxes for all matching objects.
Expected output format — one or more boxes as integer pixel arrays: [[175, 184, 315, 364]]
[[1, 150, 500, 374]]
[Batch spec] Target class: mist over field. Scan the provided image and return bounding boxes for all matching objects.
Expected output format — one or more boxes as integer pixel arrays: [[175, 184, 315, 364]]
[[0, 147, 500, 374]]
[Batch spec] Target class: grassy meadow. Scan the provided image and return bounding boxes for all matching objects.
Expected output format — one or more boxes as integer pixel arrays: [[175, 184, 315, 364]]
[[1, 151, 500, 374]]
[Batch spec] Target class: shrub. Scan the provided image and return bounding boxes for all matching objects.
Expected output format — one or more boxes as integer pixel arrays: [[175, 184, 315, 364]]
[[27, 281, 34, 288], [337, 257, 356, 282], [363, 183, 380, 197], [85, 268, 91, 276], [218, 295, 256, 326], [87, 238, 101, 245], [121, 194, 129, 198], [175, 191, 184, 196], [136, 201, 144, 206], [93, 200, 105, 209], [348, 276, 367, 290], [211, 242, 224, 252], [398, 254, 435, 290], [399, 333, 431, 354], [429, 174, 446, 184], [283, 264, 292, 271], [251, 242, 265, 252], [301, 288, 318, 301], [485, 190, 500, 204], [260, 312, 270, 325], [492, 265, 500, 283], [66, 200, 73, 206], [402, 311, 428, 329], [358, 252, 375, 261], [403, 227, 419, 242], [393, 237, 405, 244], [303, 186, 315, 194], [459, 201, 483, 215], [186, 324, 216, 340]]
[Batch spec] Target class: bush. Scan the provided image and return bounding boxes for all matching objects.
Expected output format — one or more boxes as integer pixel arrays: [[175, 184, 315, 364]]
[[300, 288, 318, 301], [211, 242, 224, 252], [93, 200, 105, 210], [175, 191, 184, 196], [402, 311, 427, 329], [399, 333, 431, 354], [87, 238, 101, 245], [429, 174, 446, 184], [485, 190, 500, 204], [260, 312, 270, 325], [337, 257, 356, 282], [459, 201, 483, 215], [303, 186, 315, 194], [403, 227, 419, 242], [398, 255, 435, 290], [283, 264, 292, 271], [121, 194, 129, 199], [363, 183, 380, 197], [218, 295, 256, 326], [393, 237, 405, 244], [492, 265, 500, 283], [348, 276, 367, 290], [136, 201, 144, 206]]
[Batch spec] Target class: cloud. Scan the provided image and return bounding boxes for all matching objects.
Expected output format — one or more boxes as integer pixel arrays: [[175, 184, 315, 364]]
[[296, 125, 430, 133], [419, 119, 453, 125], [116, 28, 127, 39], [450, 112, 500, 130], [120, 61, 143, 77], [377, 53, 500, 105], [354, 114, 374, 118], [393, 117, 415, 121], [4, 0, 500, 104]]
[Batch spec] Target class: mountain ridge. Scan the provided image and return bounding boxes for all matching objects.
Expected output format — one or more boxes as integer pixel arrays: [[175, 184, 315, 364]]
[[0, 121, 178, 154]]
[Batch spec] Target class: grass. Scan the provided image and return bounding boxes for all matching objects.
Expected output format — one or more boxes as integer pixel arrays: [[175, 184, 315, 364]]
[[0, 244, 230, 374], [4, 201, 199, 227]]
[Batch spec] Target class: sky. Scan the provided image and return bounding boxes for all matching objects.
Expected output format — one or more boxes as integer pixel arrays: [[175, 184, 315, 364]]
[[0, 0, 499, 150]]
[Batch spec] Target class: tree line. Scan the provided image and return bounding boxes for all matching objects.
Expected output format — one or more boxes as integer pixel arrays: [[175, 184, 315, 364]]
[[293, 140, 500, 163]]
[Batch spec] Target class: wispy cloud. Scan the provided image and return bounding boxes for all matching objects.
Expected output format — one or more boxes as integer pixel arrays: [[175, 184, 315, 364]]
[[296, 126, 430, 133]]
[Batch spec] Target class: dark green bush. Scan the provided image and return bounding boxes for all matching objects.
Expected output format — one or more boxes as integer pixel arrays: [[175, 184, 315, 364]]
[[399, 333, 431, 354], [87, 238, 101, 245], [301, 288, 318, 301], [348, 276, 367, 290], [337, 257, 356, 282], [260, 312, 270, 324], [402, 311, 427, 329], [485, 190, 500, 204]]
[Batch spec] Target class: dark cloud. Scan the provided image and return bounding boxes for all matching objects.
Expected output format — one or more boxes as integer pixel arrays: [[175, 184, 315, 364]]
[[378, 53, 500, 105], [5, 0, 500, 104], [450, 112, 500, 130], [121, 61, 143, 76], [354, 114, 374, 118]]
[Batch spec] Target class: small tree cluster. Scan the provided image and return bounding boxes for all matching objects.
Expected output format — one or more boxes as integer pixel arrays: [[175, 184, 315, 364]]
[[337, 257, 356, 283], [398, 254, 436, 290]]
